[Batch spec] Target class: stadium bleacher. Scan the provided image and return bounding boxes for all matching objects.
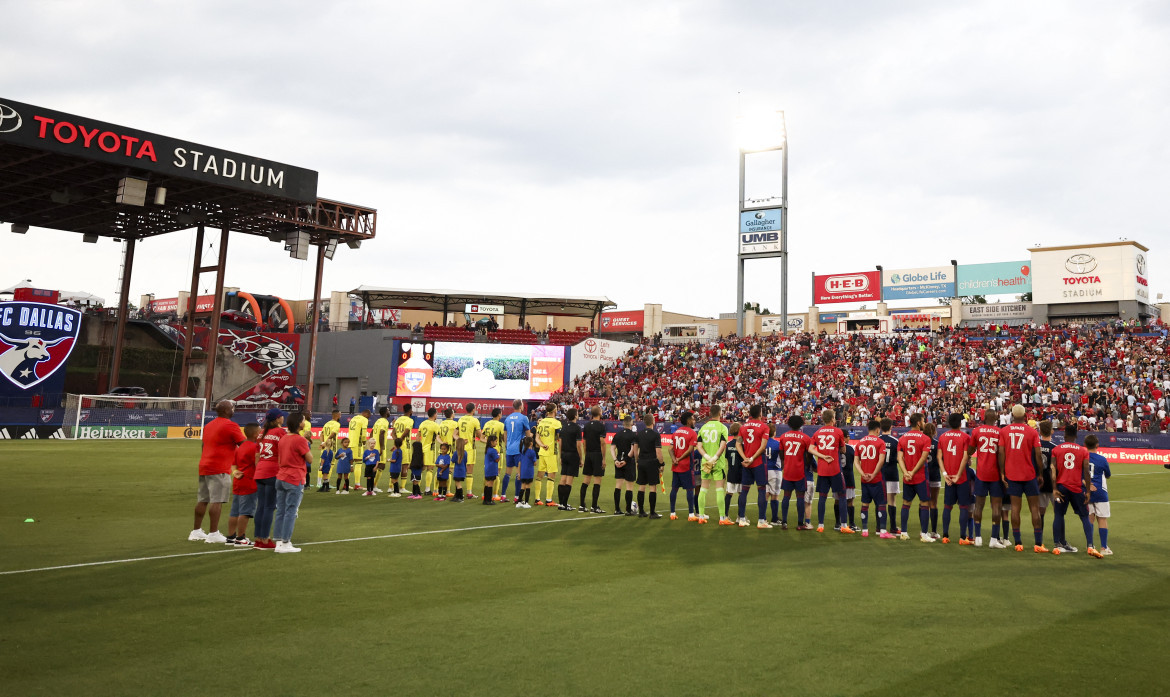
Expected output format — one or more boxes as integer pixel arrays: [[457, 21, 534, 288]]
[[547, 330, 590, 346], [422, 325, 475, 342], [489, 328, 539, 344]]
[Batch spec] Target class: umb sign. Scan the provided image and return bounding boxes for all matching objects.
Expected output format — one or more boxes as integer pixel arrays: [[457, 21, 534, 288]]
[[814, 271, 881, 304], [738, 208, 783, 255], [0, 98, 317, 202], [465, 303, 504, 315]]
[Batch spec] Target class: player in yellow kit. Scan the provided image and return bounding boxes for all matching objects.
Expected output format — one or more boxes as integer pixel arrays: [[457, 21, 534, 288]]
[[457, 403, 483, 500], [437, 408, 457, 498], [535, 403, 563, 506], [347, 408, 370, 490], [371, 407, 391, 492], [417, 408, 441, 495], [318, 409, 342, 488], [481, 408, 507, 501], [392, 405, 415, 473]]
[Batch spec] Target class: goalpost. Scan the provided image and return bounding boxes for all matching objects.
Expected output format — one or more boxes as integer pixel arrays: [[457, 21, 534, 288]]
[[62, 394, 208, 440]]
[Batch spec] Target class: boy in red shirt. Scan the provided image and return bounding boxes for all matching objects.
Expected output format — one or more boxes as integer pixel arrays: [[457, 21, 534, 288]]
[[226, 423, 260, 547], [898, 413, 934, 542]]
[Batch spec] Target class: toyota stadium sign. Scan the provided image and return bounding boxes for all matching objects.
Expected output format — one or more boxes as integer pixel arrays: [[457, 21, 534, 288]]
[[1030, 242, 1149, 305], [465, 303, 504, 315], [881, 265, 956, 300], [814, 271, 881, 304], [599, 311, 644, 334], [0, 98, 318, 203]]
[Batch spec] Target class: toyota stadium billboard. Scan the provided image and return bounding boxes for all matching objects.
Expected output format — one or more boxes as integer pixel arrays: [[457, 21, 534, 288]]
[[1030, 242, 1149, 305], [814, 271, 881, 304], [390, 340, 566, 401], [881, 266, 956, 300], [956, 261, 1032, 296]]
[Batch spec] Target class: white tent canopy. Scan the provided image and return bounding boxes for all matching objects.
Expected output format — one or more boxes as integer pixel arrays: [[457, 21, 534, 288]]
[[1, 280, 106, 306], [349, 285, 615, 319]]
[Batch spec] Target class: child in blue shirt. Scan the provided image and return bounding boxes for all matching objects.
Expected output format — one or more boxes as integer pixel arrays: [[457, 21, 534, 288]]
[[483, 435, 500, 505], [451, 438, 468, 501], [1086, 435, 1112, 555], [409, 441, 424, 499], [434, 443, 451, 500], [334, 438, 353, 494], [388, 438, 404, 497], [362, 439, 381, 497], [318, 440, 334, 492], [517, 437, 537, 508]]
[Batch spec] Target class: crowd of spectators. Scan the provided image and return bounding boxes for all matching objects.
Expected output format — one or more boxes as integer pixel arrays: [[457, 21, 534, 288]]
[[554, 320, 1170, 434]]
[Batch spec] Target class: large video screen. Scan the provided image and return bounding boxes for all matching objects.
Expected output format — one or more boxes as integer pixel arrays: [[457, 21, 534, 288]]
[[392, 341, 566, 400]]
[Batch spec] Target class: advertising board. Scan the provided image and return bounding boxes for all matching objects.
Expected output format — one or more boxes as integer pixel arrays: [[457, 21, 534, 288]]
[[814, 271, 881, 304], [569, 338, 636, 382], [392, 341, 566, 400], [960, 303, 1032, 321], [1030, 242, 1148, 305], [881, 266, 955, 300], [738, 208, 783, 255], [956, 261, 1032, 296], [599, 311, 644, 334]]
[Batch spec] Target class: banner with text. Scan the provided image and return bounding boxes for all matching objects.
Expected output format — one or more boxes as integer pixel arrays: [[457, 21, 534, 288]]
[[956, 261, 1032, 296], [814, 271, 881, 304], [882, 266, 955, 300]]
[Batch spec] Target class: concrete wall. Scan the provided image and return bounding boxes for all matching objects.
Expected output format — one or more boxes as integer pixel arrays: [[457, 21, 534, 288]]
[[297, 329, 399, 413]]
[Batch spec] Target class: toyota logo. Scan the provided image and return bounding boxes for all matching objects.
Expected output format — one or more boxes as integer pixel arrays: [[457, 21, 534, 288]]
[[1137, 253, 1146, 276], [584, 339, 597, 353], [1065, 253, 1097, 274], [0, 103, 21, 133]]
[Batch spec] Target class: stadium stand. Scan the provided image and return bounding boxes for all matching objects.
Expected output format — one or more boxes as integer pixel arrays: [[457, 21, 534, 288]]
[[547, 330, 590, 346], [489, 328, 539, 344], [554, 322, 1170, 433], [422, 325, 475, 343]]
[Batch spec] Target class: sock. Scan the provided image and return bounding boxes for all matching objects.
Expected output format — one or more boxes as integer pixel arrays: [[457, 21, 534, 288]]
[[615, 488, 623, 512], [782, 495, 791, 524], [592, 484, 600, 509], [670, 484, 679, 514], [848, 504, 855, 527], [838, 496, 849, 528], [833, 499, 841, 528], [958, 508, 969, 539], [990, 522, 999, 540], [1033, 527, 1043, 547], [559, 484, 569, 507], [1012, 527, 1022, 545], [392, 481, 400, 494], [900, 505, 910, 532], [1081, 516, 1093, 548], [942, 506, 952, 538], [817, 496, 827, 525], [966, 510, 975, 538], [625, 490, 632, 512], [918, 506, 929, 535], [975, 521, 982, 539], [717, 490, 727, 520], [724, 493, 732, 518], [876, 506, 886, 532], [796, 496, 806, 525], [756, 489, 767, 523], [501, 473, 511, 498], [770, 499, 779, 520], [698, 487, 708, 517], [580, 483, 588, 508], [455, 486, 463, 500], [515, 476, 521, 497], [930, 508, 938, 533], [315, 473, 322, 486], [424, 470, 434, 492], [637, 490, 645, 514], [466, 475, 474, 497], [648, 491, 657, 514], [887, 505, 898, 531], [412, 483, 420, 496], [483, 486, 491, 502], [523, 488, 531, 503], [737, 490, 749, 519], [1039, 510, 1046, 532], [1099, 528, 1108, 548], [861, 504, 869, 531], [367, 476, 375, 491], [686, 487, 695, 516]]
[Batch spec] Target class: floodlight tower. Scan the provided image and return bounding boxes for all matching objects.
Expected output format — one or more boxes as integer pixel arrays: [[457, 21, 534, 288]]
[[735, 111, 787, 336]]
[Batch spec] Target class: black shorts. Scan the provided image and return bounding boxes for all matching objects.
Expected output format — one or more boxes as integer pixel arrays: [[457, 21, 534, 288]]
[[560, 458, 581, 478], [363, 464, 378, 478], [614, 458, 637, 482], [636, 461, 661, 486], [582, 452, 604, 477], [520, 477, 533, 484], [882, 467, 898, 482]]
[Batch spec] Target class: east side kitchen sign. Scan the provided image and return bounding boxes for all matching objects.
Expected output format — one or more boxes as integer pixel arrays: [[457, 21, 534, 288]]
[[814, 271, 882, 304], [0, 98, 318, 202], [1030, 242, 1149, 306]]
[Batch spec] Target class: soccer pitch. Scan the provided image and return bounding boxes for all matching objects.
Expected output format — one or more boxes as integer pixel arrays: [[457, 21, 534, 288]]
[[2, 441, 1168, 696]]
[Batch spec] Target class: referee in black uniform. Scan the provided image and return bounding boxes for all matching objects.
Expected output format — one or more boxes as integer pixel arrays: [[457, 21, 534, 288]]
[[557, 408, 583, 510], [580, 406, 607, 513], [611, 415, 639, 515], [635, 411, 664, 519]]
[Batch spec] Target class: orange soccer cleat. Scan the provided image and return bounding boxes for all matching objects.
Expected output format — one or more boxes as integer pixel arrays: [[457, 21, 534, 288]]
[[941, 537, 950, 544], [1034, 544, 1049, 554], [1051, 547, 1062, 556], [718, 518, 735, 526], [1014, 544, 1024, 552], [1087, 547, 1104, 559], [669, 513, 678, 521], [687, 514, 698, 522], [839, 525, 856, 534]]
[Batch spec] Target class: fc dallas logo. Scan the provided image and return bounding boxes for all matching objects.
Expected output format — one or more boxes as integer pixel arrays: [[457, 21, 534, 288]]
[[0, 302, 81, 390]]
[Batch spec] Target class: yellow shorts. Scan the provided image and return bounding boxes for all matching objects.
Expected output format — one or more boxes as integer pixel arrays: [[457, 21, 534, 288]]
[[464, 447, 476, 466], [400, 445, 412, 465], [423, 452, 435, 469], [538, 454, 559, 474]]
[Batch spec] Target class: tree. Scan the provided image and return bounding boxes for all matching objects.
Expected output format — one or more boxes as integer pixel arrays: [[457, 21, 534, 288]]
[[959, 295, 987, 305], [1018, 292, 1032, 302], [743, 302, 770, 314]]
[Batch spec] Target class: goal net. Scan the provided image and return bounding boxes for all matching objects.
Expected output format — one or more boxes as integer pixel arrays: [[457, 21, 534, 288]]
[[62, 394, 208, 440]]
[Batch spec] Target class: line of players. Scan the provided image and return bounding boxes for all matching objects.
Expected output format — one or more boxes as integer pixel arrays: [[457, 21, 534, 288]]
[[310, 400, 1113, 557]]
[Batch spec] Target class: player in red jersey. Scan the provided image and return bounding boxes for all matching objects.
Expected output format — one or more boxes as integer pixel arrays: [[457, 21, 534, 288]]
[[779, 414, 820, 530], [735, 405, 772, 529], [854, 420, 888, 538], [937, 413, 973, 544], [668, 411, 698, 521], [968, 410, 1007, 548], [897, 413, 934, 542], [999, 405, 1046, 552], [812, 409, 854, 534], [1050, 423, 1099, 556]]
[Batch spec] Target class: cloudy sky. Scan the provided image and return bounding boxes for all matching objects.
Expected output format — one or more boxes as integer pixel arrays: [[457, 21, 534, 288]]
[[2, 1, 1167, 318]]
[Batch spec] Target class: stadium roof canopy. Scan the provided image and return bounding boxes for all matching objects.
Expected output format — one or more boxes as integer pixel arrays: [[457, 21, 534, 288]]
[[351, 286, 617, 319]]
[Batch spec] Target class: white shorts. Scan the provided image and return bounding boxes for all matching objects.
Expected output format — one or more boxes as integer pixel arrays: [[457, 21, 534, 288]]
[[929, 481, 942, 489], [885, 481, 901, 495], [844, 487, 856, 500], [766, 471, 783, 496], [803, 487, 814, 505], [726, 482, 742, 495], [1039, 492, 1053, 509], [1089, 501, 1110, 518]]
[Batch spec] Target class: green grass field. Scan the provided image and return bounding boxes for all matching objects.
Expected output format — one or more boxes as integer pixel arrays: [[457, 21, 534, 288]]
[[2, 440, 1169, 697]]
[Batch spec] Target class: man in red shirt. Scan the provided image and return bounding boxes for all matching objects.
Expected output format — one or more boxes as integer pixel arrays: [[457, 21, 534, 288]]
[[190, 400, 245, 544], [968, 410, 1006, 548], [812, 409, 854, 534], [779, 414, 821, 530], [1050, 423, 1099, 557], [668, 412, 698, 521], [897, 413, 934, 542], [937, 413, 972, 544], [735, 404, 772, 528], [999, 404, 1046, 552], [854, 419, 888, 538]]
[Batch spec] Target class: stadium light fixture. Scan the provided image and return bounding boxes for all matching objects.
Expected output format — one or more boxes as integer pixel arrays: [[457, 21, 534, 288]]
[[346, 239, 362, 250], [153, 187, 167, 205], [115, 177, 148, 206], [736, 110, 786, 152], [324, 237, 338, 260]]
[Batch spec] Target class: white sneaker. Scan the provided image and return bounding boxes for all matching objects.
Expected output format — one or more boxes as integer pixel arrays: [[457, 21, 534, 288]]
[[335, 489, 342, 495], [988, 539, 1004, 549], [522, 502, 532, 509], [974, 536, 983, 547], [274, 541, 301, 553], [390, 492, 402, 498], [235, 537, 252, 547], [516, 502, 524, 508], [342, 490, 351, 495], [374, 487, 383, 493], [930, 532, 941, 540], [920, 533, 935, 543], [757, 520, 773, 529], [737, 518, 749, 527], [205, 531, 227, 544], [700, 514, 710, 522], [999, 538, 1011, 547], [1101, 547, 1113, 556], [188, 529, 208, 541], [899, 532, 910, 541]]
